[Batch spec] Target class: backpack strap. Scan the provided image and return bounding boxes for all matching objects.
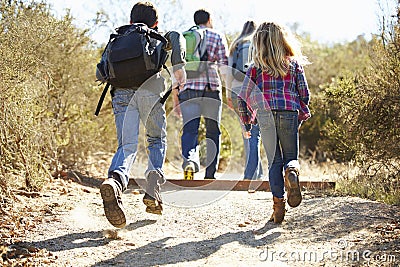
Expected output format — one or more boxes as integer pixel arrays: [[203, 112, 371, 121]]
[[232, 42, 241, 66], [198, 29, 208, 60], [94, 83, 110, 116], [205, 63, 211, 91]]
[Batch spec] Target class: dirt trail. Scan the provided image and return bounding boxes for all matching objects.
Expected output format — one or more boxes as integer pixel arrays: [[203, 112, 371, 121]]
[[2, 171, 400, 267]]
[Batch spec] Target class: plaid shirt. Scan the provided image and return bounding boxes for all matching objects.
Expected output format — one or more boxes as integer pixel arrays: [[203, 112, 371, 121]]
[[183, 26, 228, 91], [238, 59, 311, 126]]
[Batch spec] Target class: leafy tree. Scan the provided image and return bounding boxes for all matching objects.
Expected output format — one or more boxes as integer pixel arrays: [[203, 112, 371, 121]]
[[0, 1, 114, 194], [318, 1, 400, 204], [298, 35, 372, 159]]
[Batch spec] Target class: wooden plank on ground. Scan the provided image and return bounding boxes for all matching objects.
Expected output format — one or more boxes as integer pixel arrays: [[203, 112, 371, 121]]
[[128, 179, 335, 191]]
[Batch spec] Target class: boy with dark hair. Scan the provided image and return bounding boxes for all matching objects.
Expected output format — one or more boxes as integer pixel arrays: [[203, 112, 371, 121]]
[[100, 1, 186, 228], [193, 9, 210, 25], [173, 8, 228, 180], [130, 1, 158, 26]]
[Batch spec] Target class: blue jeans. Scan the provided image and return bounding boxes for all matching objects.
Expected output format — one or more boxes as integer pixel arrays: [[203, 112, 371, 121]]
[[231, 92, 263, 180], [179, 89, 222, 178], [257, 110, 300, 198], [108, 88, 167, 190], [243, 124, 264, 179]]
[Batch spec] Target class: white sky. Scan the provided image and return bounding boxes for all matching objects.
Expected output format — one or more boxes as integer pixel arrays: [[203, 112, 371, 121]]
[[47, 0, 397, 45]]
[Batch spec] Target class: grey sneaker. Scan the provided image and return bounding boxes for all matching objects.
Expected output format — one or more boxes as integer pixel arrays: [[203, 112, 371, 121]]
[[285, 169, 302, 208], [142, 170, 163, 215], [100, 178, 126, 228]]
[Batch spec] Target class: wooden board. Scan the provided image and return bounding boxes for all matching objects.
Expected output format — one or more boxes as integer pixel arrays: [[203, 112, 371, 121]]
[[128, 179, 335, 191]]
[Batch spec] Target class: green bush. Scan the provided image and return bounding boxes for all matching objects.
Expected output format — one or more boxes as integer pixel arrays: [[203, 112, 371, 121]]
[[299, 36, 372, 157], [0, 1, 115, 193], [319, 7, 400, 204]]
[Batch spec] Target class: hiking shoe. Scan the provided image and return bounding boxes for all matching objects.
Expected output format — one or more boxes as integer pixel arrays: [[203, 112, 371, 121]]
[[269, 196, 286, 223], [184, 162, 195, 180], [100, 178, 126, 228], [143, 170, 163, 215], [143, 193, 163, 215], [285, 169, 302, 208]]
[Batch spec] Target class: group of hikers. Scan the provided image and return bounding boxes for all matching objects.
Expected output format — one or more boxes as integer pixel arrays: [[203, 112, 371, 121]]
[[97, 1, 311, 228]]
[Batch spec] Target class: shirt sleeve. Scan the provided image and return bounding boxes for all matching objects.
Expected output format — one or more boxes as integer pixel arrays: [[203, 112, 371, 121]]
[[238, 66, 257, 126], [226, 55, 235, 89], [295, 62, 310, 105], [207, 32, 228, 75], [164, 31, 186, 71], [295, 61, 311, 121]]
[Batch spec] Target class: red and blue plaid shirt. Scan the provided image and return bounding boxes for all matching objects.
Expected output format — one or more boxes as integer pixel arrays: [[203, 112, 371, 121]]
[[238, 59, 311, 125], [183, 26, 228, 91]]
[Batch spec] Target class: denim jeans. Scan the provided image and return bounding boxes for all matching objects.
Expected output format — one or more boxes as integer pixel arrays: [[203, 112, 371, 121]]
[[231, 92, 263, 180], [108, 88, 167, 190], [243, 124, 264, 179], [257, 110, 299, 198], [178, 89, 222, 178]]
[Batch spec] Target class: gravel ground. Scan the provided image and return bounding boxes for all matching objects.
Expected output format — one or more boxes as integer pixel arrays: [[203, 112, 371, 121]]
[[4, 171, 399, 267]]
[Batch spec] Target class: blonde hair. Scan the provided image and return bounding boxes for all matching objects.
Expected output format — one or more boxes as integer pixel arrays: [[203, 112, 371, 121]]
[[229, 21, 257, 56], [252, 22, 309, 78]]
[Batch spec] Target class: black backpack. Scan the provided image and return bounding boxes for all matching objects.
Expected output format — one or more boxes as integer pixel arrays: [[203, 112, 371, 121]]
[[95, 23, 169, 115]]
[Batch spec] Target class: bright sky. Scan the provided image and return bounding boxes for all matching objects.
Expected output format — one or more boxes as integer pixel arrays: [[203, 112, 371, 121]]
[[47, 0, 397, 45]]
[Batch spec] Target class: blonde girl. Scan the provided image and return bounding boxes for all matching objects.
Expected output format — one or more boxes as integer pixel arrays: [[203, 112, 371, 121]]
[[238, 22, 311, 223]]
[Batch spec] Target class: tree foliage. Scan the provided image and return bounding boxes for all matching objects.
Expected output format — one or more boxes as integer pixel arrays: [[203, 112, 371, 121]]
[[0, 1, 114, 193], [317, 2, 400, 204], [319, 4, 400, 164]]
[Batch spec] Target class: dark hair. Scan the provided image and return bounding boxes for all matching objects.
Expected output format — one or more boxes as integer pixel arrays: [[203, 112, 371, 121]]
[[229, 20, 257, 56], [241, 21, 256, 36], [130, 2, 158, 27], [194, 9, 210, 25]]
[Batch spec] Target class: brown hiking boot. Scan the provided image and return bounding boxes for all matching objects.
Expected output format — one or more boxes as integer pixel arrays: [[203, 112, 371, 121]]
[[143, 170, 164, 215], [100, 178, 126, 228], [269, 196, 286, 223], [143, 193, 163, 215], [285, 168, 302, 208]]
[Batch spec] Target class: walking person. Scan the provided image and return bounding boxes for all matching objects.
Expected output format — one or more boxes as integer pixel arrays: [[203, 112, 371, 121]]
[[226, 20, 263, 180], [174, 9, 228, 180], [238, 22, 311, 223], [99, 1, 186, 228]]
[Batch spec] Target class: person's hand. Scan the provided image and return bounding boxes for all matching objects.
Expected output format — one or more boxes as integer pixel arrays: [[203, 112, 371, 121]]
[[243, 130, 251, 139], [173, 68, 186, 91], [226, 97, 234, 110]]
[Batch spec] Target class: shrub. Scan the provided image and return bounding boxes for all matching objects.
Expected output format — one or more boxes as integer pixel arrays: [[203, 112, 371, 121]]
[[319, 5, 400, 204], [0, 1, 115, 192]]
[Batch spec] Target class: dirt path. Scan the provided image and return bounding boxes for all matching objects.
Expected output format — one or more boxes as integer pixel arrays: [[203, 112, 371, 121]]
[[2, 172, 400, 267]]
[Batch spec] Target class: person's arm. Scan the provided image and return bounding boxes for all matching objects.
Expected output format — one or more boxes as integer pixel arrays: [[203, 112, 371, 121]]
[[237, 66, 257, 137], [215, 33, 229, 85], [295, 62, 311, 122], [163, 31, 186, 117], [165, 31, 187, 90], [164, 31, 186, 70], [226, 55, 235, 109], [238, 96, 252, 139], [172, 86, 181, 117]]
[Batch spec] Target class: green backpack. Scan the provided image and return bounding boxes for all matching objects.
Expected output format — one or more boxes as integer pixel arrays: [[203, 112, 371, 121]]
[[183, 26, 208, 78]]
